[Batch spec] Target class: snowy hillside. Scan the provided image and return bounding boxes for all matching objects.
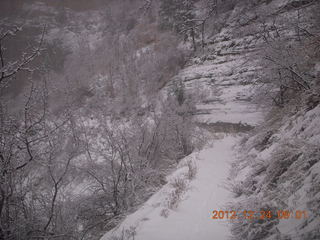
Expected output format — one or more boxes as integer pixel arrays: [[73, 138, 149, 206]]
[[1, 0, 319, 240], [101, 0, 320, 239], [230, 103, 320, 240]]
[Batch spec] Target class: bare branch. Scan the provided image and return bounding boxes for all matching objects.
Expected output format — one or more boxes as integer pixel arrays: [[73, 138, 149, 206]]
[[0, 25, 46, 85]]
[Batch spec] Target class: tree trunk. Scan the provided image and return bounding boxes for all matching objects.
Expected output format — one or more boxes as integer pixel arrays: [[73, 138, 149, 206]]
[[201, 22, 205, 49], [0, 186, 4, 240], [191, 28, 196, 52]]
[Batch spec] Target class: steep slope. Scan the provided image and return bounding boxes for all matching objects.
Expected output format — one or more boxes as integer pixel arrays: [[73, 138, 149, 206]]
[[230, 103, 320, 240], [225, 1, 320, 239]]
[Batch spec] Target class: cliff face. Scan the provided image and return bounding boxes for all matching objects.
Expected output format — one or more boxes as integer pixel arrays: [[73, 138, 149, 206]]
[[224, 1, 320, 239]]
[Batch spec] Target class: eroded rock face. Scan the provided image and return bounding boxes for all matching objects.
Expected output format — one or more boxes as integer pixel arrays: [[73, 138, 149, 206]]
[[173, 6, 266, 131]]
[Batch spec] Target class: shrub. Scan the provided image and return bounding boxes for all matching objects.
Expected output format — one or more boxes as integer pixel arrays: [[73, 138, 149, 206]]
[[186, 160, 197, 180], [167, 178, 187, 210]]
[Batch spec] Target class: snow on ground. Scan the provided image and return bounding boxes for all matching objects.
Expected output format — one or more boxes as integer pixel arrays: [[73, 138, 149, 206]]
[[101, 6, 265, 239], [101, 136, 239, 240]]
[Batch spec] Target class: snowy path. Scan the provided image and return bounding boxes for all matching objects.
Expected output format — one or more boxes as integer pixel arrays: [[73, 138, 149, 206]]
[[101, 136, 238, 240], [135, 136, 237, 240]]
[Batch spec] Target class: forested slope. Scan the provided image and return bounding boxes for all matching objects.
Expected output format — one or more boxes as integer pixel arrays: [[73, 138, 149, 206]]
[[0, 0, 319, 240]]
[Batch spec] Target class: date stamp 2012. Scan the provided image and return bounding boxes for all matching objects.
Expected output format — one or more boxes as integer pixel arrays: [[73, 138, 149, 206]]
[[211, 210, 308, 220]]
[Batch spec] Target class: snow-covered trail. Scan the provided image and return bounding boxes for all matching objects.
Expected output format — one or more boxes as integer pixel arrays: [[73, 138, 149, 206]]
[[137, 137, 237, 240], [101, 136, 238, 240]]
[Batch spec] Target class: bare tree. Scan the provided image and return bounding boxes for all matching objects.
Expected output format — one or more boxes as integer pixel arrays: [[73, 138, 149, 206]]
[[0, 26, 46, 240], [257, 17, 319, 108]]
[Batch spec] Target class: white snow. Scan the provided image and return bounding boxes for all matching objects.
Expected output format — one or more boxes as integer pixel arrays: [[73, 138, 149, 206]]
[[101, 136, 239, 240]]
